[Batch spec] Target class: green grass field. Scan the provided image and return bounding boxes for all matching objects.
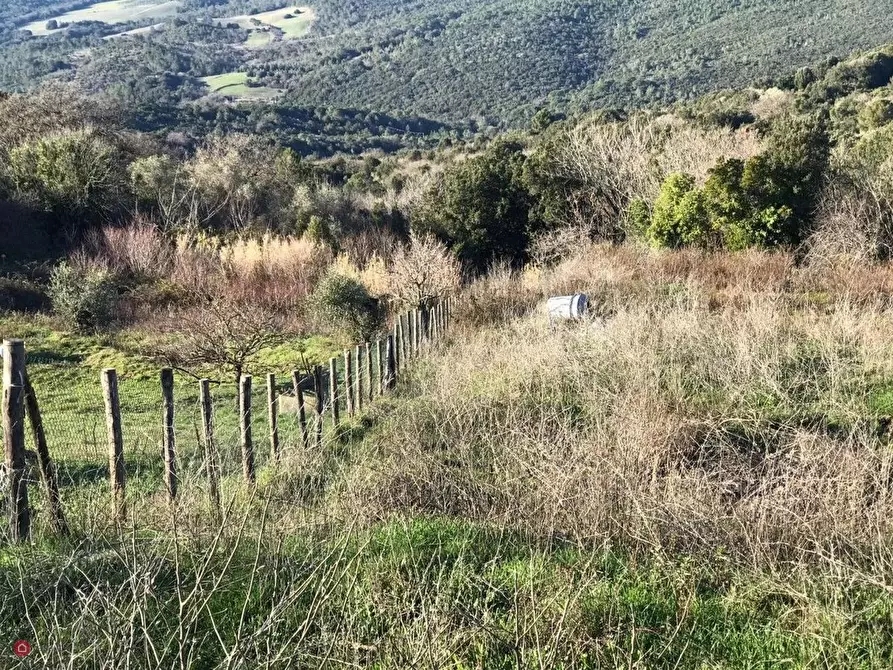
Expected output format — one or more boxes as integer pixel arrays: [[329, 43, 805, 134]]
[[201, 71, 281, 99], [0, 313, 346, 521], [216, 6, 315, 43], [21, 0, 180, 36]]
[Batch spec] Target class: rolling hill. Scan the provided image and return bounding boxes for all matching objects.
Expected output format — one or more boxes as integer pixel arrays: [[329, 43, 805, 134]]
[[1, 0, 893, 135]]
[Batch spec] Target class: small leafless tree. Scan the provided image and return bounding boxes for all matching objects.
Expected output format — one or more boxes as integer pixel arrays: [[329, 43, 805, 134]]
[[388, 233, 461, 309], [156, 295, 285, 399]]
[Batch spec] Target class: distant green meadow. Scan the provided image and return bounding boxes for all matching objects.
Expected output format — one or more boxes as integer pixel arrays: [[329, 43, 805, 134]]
[[200, 71, 282, 99], [21, 0, 181, 36], [215, 6, 315, 42]]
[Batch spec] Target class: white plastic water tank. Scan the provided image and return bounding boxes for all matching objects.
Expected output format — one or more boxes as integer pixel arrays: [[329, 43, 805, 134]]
[[547, 294, 588, 323]]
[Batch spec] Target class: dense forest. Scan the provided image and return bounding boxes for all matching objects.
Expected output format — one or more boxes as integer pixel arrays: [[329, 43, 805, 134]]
[[1, 0, 893, 154]]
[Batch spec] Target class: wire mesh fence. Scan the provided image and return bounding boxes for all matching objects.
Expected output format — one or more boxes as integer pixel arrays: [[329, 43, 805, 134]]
[[0, 299, 452, 539]]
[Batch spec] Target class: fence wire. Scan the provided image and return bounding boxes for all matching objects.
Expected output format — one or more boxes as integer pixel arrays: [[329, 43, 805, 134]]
[[1, 300, 448, 536]]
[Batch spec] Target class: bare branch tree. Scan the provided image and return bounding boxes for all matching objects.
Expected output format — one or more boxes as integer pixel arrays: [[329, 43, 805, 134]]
[[154, 295, 285, 401], [388, 233, 461, 309]]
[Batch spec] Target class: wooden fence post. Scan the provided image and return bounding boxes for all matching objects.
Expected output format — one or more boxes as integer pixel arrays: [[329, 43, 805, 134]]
[[398, 314, 406, 365], [365, 342, 374, 402], [355, 345, 363, 412], [267, 373, 279, 462], [314, 365, 324, 448], [23, 372, 67, 536], [3, 340, 30, 541], [385, 334, 397, 390], [160, 368, 177, 501], [344, 350, 354, 417], [377, 339, 385, 396], [199, 379, 220, 513], [292, 370, 309, 450], [404, 312, 411, 360], [414, 309, 421, 352], [101, 368, 126, 524], [328, 358, 340, 426], [395, 319, 403, 373], [239, 375, 255, 484], [413, 310, 420, 356]]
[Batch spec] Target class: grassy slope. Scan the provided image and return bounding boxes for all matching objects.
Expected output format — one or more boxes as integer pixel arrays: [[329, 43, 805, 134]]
[[5, 246, 893, 666], [214, 6, 315, 41], [21, 0, 180, 36], [201, 71, 281, 99], [3, 517, 890, 668]]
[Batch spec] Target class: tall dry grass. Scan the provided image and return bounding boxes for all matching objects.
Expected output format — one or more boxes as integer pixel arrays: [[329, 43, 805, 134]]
[[218, 234, 332, 311], [72, 225, 334, 317], [335, 243, 893, 572]]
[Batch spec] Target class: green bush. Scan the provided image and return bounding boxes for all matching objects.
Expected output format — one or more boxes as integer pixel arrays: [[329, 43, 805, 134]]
[[8, 129, 122, 227], [858, 98, 893, 131], [645, 116, 829, 251], [48, 262, 118, 331], [310, 272, 383, 342], [305, 215, 336, 248], [415, 140, 538, 271], [646, 173, 712, 248], [626, 198, 652, 238]]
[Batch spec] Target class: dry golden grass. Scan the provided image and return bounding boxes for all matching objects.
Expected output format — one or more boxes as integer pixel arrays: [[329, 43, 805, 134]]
[[333, 243, 893, 571]]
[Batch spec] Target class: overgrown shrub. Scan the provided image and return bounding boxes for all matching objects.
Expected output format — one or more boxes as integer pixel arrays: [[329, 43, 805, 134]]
[[8, 129, 122, 229], [646, 173, 712, 248], [310, 271, 383, 342], [643, 116, 829, 251], [415, 140, 538, 271], [48, 262, 118, 331]]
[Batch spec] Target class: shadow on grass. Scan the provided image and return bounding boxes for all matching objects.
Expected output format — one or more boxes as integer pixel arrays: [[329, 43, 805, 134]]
[[28, 350, 85, 365]]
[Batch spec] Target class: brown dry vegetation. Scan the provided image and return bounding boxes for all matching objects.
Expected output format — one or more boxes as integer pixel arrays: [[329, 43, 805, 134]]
[[8, 244, 893, 668], [333, 244, 893, 571]]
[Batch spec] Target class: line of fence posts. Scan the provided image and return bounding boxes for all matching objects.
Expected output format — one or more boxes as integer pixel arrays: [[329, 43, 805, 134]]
[[1, 301, 453, 541]]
